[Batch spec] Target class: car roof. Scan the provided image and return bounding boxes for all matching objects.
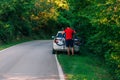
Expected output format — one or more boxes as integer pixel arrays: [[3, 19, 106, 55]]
[[58, 31, 63, 33]]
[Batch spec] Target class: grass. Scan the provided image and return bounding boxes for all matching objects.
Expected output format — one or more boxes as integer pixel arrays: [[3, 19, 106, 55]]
[[57, 53, 113, 80], [0, 38, 32, 50], [0, 36, 50, 50]]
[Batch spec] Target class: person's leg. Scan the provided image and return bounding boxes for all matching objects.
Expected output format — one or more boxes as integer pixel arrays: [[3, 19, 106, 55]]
[[66, 40, 70, 55], [70, 39, 74, 55], [67, 47, 70, 55], [71, 47, 74, 55]]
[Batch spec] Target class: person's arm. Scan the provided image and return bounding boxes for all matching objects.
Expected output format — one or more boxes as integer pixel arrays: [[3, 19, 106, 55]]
[[62, 30, 65, 38], [73, 29, 76, 34], [74, 30, 76, 34], [62, 30, 65, 34]]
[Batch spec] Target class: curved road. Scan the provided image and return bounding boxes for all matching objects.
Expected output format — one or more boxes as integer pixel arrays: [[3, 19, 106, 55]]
[[0, 40, 61, 80]]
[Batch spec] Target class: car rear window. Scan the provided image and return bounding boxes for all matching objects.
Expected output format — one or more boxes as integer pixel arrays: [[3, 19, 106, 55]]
[[57, 33, 63, 37]]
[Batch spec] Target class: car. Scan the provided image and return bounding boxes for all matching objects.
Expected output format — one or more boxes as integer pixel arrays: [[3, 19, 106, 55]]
[[52, 31, 80, 54]]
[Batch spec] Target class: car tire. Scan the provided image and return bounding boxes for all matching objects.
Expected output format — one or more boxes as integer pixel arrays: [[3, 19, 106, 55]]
[[55, 51, 58, 54], [52, 49, 58, 54], [52, 49, 55, 54]]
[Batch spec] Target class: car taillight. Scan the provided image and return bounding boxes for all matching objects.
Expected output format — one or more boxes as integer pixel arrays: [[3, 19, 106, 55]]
[[54, 39, 58, 43], [74, 39, 80, 46], [75, 41, 80, 45], [54, 38, 65, 46]]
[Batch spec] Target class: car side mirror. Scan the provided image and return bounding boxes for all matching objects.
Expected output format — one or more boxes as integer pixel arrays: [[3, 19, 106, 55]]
[[52, 36, 55, 39]]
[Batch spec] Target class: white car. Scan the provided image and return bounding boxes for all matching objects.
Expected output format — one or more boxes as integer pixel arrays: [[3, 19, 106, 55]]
[[52, 31, 80, 54]]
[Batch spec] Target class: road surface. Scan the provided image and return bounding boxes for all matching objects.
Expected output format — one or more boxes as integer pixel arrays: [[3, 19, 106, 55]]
[[0, 40, 61, 80]]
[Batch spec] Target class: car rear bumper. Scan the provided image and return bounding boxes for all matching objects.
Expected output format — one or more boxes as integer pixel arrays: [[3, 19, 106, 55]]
[[53, 43, 79, 52]]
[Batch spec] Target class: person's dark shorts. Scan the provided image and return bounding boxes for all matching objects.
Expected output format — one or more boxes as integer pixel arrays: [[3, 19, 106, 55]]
[[65, 39, 74, 47]]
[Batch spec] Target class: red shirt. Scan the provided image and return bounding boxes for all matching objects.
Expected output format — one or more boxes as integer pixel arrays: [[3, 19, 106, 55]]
[[64, 27, 75, 40]]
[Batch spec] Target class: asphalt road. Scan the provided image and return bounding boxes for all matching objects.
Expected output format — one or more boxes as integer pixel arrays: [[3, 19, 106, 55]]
[[0, 40, 60, 80]]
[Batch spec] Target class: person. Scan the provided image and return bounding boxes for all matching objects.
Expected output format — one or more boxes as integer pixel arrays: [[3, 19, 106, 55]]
[[62, 26, 76, 55]]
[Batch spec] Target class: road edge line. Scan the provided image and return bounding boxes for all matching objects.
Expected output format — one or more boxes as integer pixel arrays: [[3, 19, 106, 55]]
[[0, 47, 11, 53], [55, 54, 65, 80]]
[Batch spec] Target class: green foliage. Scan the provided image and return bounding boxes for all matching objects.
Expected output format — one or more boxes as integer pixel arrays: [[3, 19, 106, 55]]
[[0, 0, 33, 42], [0, 0, 119, 79], [78, 0, 120, 79]]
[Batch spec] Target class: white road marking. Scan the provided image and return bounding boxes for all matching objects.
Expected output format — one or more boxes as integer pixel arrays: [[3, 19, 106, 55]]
[[55, 54, 65, 80]]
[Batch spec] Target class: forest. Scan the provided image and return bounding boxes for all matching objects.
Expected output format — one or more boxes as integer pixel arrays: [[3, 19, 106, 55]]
[[0, 0, 120, 79]]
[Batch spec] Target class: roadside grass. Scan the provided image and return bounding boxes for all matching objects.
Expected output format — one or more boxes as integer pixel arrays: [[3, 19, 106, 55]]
[[0, 38, 31, 50], [57, 53, 113, 80], [0, 36, 50, 50]]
